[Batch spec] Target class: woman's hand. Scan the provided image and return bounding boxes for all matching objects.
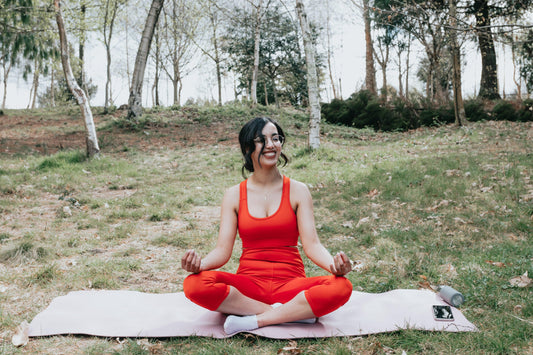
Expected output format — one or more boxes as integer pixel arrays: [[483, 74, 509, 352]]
[[181, 249, 202, 273], [330, 251, 352, 276]]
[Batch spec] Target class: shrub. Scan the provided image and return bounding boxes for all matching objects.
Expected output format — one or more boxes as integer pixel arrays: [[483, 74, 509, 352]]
[[464, 99, 489, 122], [492, 100, 517, 121], [420, 104, 454, 127], [518, 99, 533, 122]]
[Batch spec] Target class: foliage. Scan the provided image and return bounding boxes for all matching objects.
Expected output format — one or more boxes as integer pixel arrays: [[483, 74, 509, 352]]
[[517, 29, 533, 93], [464, 99, 489, 122], [322, 91, 532, 131], [222, 4, 319, 107], [518, 99, 533, 122], [37, 59, 98, 107], [491, 100, 517, 121]]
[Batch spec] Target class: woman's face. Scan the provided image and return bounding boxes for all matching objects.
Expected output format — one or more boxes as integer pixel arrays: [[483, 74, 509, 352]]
[[251, 122, 284, 169]]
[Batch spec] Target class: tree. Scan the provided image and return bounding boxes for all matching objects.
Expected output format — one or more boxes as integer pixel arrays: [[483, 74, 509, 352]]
[[1, 0, 57, 109], [296, 0, 321, 149], [348, 0, 377, 95], [128, 0, 165, 120], [159, 0, 199, 106], [449, 0, 466, 125], [472, 0, 500, 100], [517, 29, 533, 96], [363, 0, 376, 95], [248, 0, 264, 105], [54, 0, 99, 157], [99, 0, 125, 111], [223, 4, 307, 107]]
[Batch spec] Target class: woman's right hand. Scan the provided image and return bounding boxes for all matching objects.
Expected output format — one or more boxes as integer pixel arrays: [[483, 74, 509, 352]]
[[181, 249, 202, 273]]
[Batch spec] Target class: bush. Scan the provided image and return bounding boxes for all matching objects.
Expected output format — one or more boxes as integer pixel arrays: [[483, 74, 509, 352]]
[[419, 103, 454, 127], [464, 99, 489, 122], [321, 91, 526, 131], [492, 100, 517, 121], [518, 99, 533, 122]]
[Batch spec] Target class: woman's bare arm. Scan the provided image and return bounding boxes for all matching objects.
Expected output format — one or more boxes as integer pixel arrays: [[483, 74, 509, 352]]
[[181, 184, 239, 273]]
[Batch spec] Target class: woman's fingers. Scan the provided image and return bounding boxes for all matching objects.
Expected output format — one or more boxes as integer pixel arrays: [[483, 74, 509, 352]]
[[181, 249, 201, 273], [332, 252, 352, 275]]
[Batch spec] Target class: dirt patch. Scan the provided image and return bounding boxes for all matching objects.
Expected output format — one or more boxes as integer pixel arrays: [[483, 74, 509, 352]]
[[0, 109, 237, 156]]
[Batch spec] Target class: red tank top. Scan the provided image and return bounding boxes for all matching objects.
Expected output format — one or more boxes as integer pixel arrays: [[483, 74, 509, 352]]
[[238, 176, 299, 249]]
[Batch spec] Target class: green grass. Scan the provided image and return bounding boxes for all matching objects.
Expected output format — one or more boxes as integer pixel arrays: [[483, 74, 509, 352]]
[[0, 106, 531, 354]]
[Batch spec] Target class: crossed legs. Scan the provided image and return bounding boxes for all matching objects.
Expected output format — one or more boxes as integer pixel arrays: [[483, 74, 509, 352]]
[[184, 271, 352, 334]]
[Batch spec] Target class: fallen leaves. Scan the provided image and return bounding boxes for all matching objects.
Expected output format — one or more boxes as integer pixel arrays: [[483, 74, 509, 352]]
[[366, 188, 380, 199], [278, 340, 301, 354], [485, 260, 506, 267], [509, 272, 532, 288]]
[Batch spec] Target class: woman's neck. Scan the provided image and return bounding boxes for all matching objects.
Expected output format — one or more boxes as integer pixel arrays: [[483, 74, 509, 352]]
[[249, 168, 282, 186]]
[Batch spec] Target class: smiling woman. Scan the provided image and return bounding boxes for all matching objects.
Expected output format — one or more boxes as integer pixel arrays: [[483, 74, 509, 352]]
[[181, 116, 353, 335]]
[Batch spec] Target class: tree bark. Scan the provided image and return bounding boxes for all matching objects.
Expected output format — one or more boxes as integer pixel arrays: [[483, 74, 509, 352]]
[[449, 0, 466, 126], [78, 1, 87, 95], [251, 0, 263, 105], [128, 0, 165, 120], [2, 59, 12, 110], [296, 0, 321, 149], [325, 0, 337, 99], [474, 0, 500, 100], [54, 0, 100, 158], [363, 0, 376, 95]]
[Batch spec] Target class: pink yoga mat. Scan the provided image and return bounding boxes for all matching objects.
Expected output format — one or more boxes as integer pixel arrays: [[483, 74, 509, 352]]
[[28, 289, 477, 339]]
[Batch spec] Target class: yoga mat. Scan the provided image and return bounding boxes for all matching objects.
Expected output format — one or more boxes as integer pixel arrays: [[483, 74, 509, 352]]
[[28, 289, 477, 339]]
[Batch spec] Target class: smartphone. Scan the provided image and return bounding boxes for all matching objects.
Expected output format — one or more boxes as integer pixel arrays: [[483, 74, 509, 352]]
[[433, 305, 454, 321]]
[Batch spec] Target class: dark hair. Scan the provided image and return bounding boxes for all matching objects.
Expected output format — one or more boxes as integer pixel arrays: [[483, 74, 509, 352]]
[[239, 117, 288, 176]]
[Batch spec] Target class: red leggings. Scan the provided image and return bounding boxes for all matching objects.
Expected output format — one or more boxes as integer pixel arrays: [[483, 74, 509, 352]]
[[183, 248, 352, 317]]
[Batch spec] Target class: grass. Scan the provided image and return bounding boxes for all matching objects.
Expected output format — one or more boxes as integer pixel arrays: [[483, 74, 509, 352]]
[[0, 106, 531, 354]]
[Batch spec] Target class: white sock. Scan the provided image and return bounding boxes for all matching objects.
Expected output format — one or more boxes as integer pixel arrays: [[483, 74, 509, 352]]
[[271, 303, 317, 324], [223, 315, 258, 335]]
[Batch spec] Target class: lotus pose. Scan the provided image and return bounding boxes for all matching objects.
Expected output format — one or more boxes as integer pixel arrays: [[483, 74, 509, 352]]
[[181, 117, 353, 334]]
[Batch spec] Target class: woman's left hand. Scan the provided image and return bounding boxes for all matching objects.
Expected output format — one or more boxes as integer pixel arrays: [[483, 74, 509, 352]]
[[330, 251, 352, 276]]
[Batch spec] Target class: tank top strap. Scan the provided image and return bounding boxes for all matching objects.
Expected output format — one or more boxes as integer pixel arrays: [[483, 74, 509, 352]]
[[282, 175, 290, 205]]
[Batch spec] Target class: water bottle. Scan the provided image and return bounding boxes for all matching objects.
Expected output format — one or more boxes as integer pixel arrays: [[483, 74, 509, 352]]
[[437, 285, 465, 307]]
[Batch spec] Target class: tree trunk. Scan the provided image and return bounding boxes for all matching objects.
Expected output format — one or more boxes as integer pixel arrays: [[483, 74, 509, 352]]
[[128, 0, 165, 120], [325, 0, 337, 99], [153, 28, 161, 107], [54, 0, 99, 158], [363, 0, 376, 95], [2, 60, 12, 110], [30, 59, 39, 109], [474, 0, 500, 100], [405, 33, 411, 101], [296, 0, 321, 149], [78, 1, 87, 94], [511, 40, 522, 101], [51, 59, 55, 107], [103, 0, 119, 111], [251, 0, 263, 105], [449, 0, 466, 126]]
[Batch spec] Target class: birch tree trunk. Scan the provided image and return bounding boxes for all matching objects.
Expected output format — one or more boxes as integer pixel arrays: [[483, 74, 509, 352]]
[[54, 0, 100, 158], [296, 0, 321, 149], [2, 60, 12, 110], [128, 0, 165, 120], [250, 0, 263, 105]]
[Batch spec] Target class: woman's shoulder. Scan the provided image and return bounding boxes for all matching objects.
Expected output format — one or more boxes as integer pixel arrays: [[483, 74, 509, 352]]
[[225, 182, 242, 197], [221, 182, 242, 211], [287, 177, 311, 197]]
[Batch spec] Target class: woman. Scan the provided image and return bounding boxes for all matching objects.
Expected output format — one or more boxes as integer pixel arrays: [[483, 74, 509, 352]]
[[181, 117, 353, 334]]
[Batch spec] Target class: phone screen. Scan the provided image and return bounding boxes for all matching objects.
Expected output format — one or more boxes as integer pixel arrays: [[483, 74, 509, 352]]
[[433, 305, 454, 321]]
